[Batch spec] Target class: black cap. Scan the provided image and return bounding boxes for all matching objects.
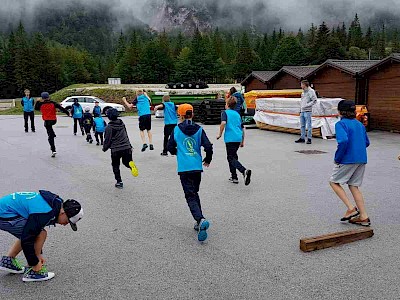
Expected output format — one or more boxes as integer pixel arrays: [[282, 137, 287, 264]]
[[41, 92, 50, 99], [107, 108, 119, 121], [338, 100, 356, 112], [63, 199, 83, 231]]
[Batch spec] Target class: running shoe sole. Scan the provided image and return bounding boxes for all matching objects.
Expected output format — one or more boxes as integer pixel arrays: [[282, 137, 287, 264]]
[[51, 152, 57, 158], [244, 170, 252, 186], [340, 210, 360, 222], [0, 266, 24, 274], [23, 272, 55, 282], [129, 161, 139, 177], [198, 219, 210, 242]]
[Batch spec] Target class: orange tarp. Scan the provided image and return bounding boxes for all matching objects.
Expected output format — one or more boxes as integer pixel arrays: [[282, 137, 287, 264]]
[[244, 89, 303, 109]]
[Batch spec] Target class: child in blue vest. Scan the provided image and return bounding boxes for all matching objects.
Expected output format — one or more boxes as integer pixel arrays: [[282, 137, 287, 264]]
[[93, 112, 107, 146], [82, 106, 94, 143], [93, 100, 102, 116], [21, 89, 35, 132], [217, 97, 252, 185], [123, 90, 154, 152], [0, 191, 83, 282], [330, 100, 371, 226], [70, 98, 85, 136], [154, 95, 178, 156], [167, 104, 213, 242]]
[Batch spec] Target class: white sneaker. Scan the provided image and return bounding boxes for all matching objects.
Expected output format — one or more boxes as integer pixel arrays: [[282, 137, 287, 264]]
[[22, 267, 55, 282]]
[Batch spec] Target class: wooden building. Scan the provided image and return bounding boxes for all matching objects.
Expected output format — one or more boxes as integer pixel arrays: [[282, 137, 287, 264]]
[[241, 71, 279, 92], [359, 54, 400, 132], [306, 60, 379, 104], [269, 66, 320, 90]]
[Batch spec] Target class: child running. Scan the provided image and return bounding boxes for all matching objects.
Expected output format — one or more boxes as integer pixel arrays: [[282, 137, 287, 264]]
[[34, 92, 70, 157], [103, 108, 138, 189], [217, 96, 252, 185], [167, 104, 213, 242], [70, 98, 85, 136], [329, 100, 371, 226], [123, 90, 153, 152], [93, 112, 107, 146], [82, 106, 94, 144], [0, 190, 83, 282], [154, 95, 178, 156]]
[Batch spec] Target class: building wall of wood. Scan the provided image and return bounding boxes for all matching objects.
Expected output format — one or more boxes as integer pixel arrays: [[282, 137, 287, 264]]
[[367, 62, 400, 132], [271, 73, 300, 90], [309, 67, 356, 100], [244, 78, 269, 92]]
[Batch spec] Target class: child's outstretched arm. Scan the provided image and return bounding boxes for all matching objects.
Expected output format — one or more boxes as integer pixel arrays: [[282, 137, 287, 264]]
[[217, 111, 227, 140]]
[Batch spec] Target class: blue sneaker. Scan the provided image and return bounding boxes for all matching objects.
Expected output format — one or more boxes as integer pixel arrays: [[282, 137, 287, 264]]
[[23, 266, 55, 282], [197, 219, 210, 242], [0, 256, 24, 274]]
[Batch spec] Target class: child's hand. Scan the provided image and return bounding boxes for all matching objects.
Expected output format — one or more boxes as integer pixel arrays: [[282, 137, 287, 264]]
[[32, 260, 44, 272], [38, 255, 46, 265], [240, 142, 244, 147], [203, 162, 210, 167], [122, 97, 127, 101], [398, 154, 400, 160], [216, 135, 221, 140]]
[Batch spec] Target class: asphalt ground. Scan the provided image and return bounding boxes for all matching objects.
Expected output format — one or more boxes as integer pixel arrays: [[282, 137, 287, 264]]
[[0, 115, 399, 299]]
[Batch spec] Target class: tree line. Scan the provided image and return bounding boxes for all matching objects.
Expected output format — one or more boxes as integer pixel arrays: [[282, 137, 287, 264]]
[[0, 14, 399, 98]]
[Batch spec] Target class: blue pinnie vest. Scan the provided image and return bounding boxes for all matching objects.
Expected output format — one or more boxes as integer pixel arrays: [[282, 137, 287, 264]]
[[174, 126, 203, 173], [73, 104, 83, 119], [164, 102, 177, 125], [22, 97, 34, 112], [0, 192, 52, 219], [224, 109, 243, 143], [94, 117, 106, 133], [93, 106, 101, 116], [136, 95, 151, 116]]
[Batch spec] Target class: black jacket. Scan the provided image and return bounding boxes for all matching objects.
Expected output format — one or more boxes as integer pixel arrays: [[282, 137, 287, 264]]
[[21, 190, 62, 267], [102, 119, 132, 153], [82, 112, 94, 128], [167, 120, 213, 167]]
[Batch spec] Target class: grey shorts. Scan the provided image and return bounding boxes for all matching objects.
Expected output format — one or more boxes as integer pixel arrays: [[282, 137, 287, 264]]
[[0, 217, 27, 239], [330, 164, 366, 187]]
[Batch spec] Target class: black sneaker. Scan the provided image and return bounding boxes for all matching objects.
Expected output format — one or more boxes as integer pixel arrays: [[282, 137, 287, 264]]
[[141, 144, 148, 152], [244, 169, 252, 186], [229, 177, 239, 184], [295, 138, 305, 143], [306, 139, 312, 144], [96, 142, 100, 146], [31, 129, 35, 133], [25, 130, 28, 133], [115, 182, 123, 189], [74, 133, 77, 136], [81, 131, 85, 136], [160, 152, 168, 156], [149, 144, 154, 151]]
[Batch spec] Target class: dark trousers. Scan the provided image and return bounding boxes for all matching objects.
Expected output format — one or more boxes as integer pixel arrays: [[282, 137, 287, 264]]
[[95, 132, 104, 144], [44, 120, 57, 152], [84, 125, 92, 141], [163, 124, 176, 154], [73, 118, 84, 134], [23, 111, 35, 132], [111, 149, 133, 183], [226, 142, 246, 180], [180, 172, 204, 222]]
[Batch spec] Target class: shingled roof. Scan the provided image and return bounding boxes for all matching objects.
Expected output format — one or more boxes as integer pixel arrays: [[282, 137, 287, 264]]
[[241, 71, 280, 85], [280, 65, 320, 79], [358, 53, 400, 75], [312, 59, 380, 76]]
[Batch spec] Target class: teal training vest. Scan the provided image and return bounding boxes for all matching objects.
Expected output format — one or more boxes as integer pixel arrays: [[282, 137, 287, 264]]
[[174, 126, 203, 173], [73, 105, 83, 119], [22, 97, 34, 112], [224, 109, 243, 143], [164, 102, 177, 125], [136, 95, 151, 116], [0, 192, 52, 219]]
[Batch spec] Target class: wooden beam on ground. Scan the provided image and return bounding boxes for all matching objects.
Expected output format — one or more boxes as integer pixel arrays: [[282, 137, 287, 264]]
[[300, 228, 374, 252]]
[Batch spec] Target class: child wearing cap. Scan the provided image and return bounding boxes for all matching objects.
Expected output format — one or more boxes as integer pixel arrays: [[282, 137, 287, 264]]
[[93, 112, 107, 146], [103, 108, 138, 189], [330, 100, 371, 226], [0, 190, 83, 282], [217, 96, 252, 185], [82, 106, 94, 144], [93, 100, 102, 116], [167, 104, 213, 242], [35, 92, 70, 157], [154, 95, 178, 156], [123, 90, 154, 152]]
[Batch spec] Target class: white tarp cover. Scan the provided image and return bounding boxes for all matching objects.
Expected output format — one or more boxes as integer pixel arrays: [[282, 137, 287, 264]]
[[254, 98, 343, 139]]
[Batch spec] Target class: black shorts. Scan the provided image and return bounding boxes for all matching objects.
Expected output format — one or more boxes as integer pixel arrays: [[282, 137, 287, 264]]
[[139, 114, 152, 131]]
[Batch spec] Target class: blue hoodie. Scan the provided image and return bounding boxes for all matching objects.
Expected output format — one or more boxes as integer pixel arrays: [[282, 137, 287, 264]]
[[334, 118, 370, 164]]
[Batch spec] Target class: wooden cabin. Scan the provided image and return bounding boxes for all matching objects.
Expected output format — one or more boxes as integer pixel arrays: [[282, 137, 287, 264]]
[[241, 71, 279, 92]]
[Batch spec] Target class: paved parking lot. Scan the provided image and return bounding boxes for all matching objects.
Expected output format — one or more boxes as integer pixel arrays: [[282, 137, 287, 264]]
[[0, 115, 399, 299]]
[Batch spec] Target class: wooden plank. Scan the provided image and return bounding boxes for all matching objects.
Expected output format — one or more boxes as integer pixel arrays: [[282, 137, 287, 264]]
[[256, 122, 322, 138], [300, 228, 374, 252]]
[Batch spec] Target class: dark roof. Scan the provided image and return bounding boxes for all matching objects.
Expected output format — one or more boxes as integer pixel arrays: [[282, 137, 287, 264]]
[[359, 53, 400, 76], [280, 65, 320, 79], [312, 59, 380, 76], [241, 71, 280, 85]]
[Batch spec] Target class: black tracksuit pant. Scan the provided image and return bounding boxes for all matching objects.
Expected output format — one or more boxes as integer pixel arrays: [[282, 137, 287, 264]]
[[226, 142, 246, 180], [24, 111, 35, 132], [84, 125, 93, 142], [95, 132, 104, 144], [44, 120, 57, 152], [179, 172, 204, 223], [111, 149, 133, 183], [73, 118, 84, 134], [163, 124, 176, 154]]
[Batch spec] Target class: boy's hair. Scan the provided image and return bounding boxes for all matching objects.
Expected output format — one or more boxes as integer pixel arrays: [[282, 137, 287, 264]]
[[227, 96, 237, 109], [136, 90, 143, 95], [338, 100, 356, 119], [162, 95, 171, 102], [301, 80, 310, 87], [339, 110, 356, 119], [229, 87, 237, 95], [107, 108, 119, 121], [24, 89, 30, 93]]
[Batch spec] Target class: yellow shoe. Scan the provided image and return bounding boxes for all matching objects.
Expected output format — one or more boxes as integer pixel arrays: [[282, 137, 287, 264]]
[[129, 161, 138, 177]]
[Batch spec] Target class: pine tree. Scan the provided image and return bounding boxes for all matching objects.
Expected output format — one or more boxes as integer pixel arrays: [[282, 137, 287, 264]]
[[270, 36, 305, 70], [234, 32, 258, 81], [364, 27, 373, 52], [173, 31, 184, 58], [115, 31, 141, 83], [188, 28, 214, 82], [174, 47, 192, 82], [297, 28, 305, 46], [14, 22, 31, 93], [391, 29, 400, 53], [115, 31, 126, 64], [339, 22, 347, 47], [348, 14, 363, 48]]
